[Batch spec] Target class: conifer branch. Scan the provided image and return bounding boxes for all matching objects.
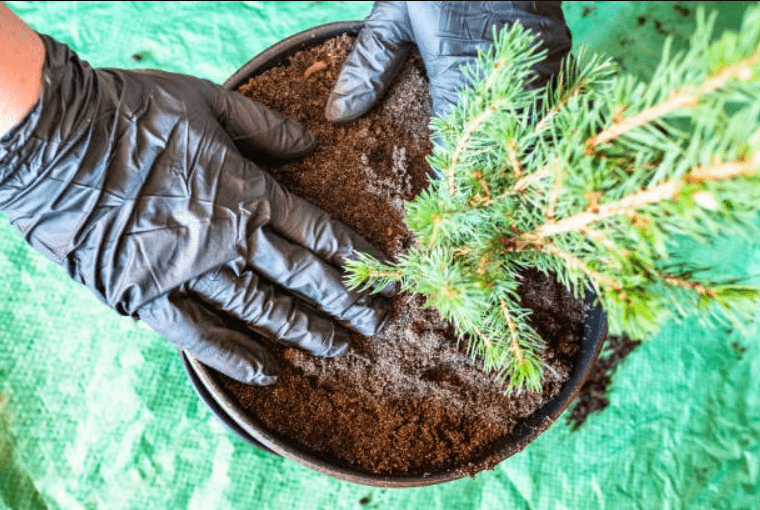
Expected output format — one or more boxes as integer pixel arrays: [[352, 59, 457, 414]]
[[531, 180, 681, 239], [586, 49, 760, 153], [469, 170, 492, 206], [366, 269, 403, 280], [583, 227, 629, 257], [684, 153, 759, 183], [482, 53, 509, 93], [534, 77, 586, 133], [542, 243, 624, 291], [500, 298, 525, 365], [545, 166, 566, 219], [660, 273, 717, 296], [507, 140, 523, 179], [447, 98, 510, 193], [512, 162, 553, 192], [525, 154, 757, 240]]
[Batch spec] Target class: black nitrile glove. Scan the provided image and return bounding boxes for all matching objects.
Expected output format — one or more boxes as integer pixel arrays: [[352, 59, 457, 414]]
[[0, 34, 392, 385], [326, 1, 572, 122]]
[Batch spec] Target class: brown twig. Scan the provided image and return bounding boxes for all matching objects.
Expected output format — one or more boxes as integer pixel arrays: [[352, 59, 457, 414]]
[[512, 162, 554, 192], [535, 180, 681, 238]]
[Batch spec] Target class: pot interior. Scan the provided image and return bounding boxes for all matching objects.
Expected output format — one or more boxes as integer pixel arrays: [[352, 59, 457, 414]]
[[181, 20, 608, 488]]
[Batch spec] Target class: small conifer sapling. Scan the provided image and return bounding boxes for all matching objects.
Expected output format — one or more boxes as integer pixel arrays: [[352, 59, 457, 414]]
[[346, 7, 760, 393]]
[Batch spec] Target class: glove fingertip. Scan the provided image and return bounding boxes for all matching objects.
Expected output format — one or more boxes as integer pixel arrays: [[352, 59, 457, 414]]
[[215, 89, 317, 160], [373, 304, 392, 336], [280, 118, 318, 158], [318, 328, 351, 358], [325, 90, 375, 123], [250, 373, 279, 386], [325, 25, 411, 123], [376, 281, 399, 300]]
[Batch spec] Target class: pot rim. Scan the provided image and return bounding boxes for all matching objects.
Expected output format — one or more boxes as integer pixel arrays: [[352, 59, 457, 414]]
[[181, 20, 608, 488]]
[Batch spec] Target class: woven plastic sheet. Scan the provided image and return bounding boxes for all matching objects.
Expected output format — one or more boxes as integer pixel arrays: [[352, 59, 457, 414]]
[[1, 1, 759, 509]]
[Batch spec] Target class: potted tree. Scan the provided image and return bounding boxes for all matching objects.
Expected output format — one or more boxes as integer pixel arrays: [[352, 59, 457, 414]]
[[183, 5, 760, 487]]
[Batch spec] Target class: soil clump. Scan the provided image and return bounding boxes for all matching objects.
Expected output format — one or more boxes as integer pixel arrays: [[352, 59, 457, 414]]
[[567, 335, 642, 430]]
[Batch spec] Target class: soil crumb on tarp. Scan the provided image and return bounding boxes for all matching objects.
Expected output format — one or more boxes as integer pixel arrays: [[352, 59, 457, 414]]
[[217, 34, 587, 477], [567, 335, 642, 430]]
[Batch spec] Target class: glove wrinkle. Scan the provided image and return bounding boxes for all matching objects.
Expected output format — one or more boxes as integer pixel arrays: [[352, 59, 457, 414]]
[[0, 33, 390, 386]]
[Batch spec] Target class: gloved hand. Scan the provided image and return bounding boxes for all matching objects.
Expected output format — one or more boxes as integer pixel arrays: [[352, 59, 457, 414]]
[[0, 34, 392, 385], [326, 1, 572, 122]]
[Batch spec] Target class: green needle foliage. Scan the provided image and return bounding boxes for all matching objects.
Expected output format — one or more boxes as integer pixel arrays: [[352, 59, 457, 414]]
[[346, 6, 760, 393]]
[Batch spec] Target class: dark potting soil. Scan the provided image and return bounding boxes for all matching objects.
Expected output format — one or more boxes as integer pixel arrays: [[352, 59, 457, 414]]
[[216, 34, 587, 477], [567, 335, 642, 430]]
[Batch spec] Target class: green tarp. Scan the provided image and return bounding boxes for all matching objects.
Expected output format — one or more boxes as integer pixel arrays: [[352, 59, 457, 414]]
[[1, 1, 758, 508]]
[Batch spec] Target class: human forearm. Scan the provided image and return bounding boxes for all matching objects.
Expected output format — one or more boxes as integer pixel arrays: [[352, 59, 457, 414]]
[[0, 2, 45, 139]]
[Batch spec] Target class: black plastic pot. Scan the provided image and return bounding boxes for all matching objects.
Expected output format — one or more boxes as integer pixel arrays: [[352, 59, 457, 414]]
[[181, 20, 608, 488]]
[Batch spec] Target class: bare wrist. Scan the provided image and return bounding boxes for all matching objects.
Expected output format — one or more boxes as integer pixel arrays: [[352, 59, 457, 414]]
[[0, 2, 46, 139]]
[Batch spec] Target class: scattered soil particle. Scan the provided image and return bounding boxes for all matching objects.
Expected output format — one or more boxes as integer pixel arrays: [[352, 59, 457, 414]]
[[567, 335, 641, 431], [732, 340, 747, 359], [674, 5, 691, 17], [653, 19, 671, 36], [216, 34, 587, 477]]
